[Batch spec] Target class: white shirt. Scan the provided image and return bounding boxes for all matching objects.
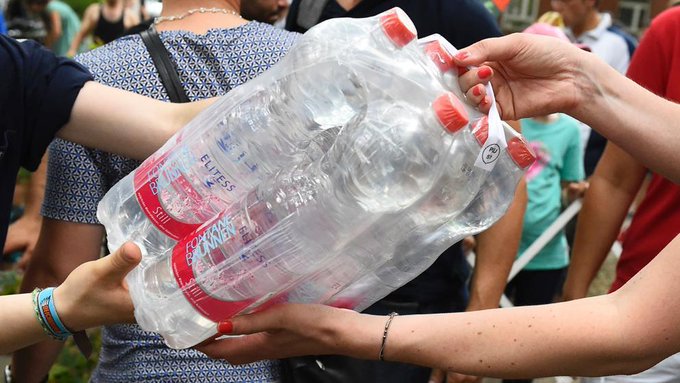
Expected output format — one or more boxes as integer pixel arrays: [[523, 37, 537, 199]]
[[566, 12, 633, 74]]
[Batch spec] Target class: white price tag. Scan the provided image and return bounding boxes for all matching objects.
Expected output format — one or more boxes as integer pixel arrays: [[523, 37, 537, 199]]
[[474, 84, 507, 171]]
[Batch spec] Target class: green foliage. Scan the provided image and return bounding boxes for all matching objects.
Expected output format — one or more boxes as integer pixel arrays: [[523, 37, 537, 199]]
[[0, 271, 21, 295], [48, 330, 101, 383]]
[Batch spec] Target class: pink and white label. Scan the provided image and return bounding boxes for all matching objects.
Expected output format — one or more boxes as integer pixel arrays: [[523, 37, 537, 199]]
[[133, 153, 201, 240], [171, 219, 256, 322]]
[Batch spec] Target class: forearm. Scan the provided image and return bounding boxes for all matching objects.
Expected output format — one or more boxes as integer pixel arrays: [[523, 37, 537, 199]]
[[13, 220, 104, 381], [0, 294, 48, 355], [563, 176, 636, 299], [58, 82, 216, 160], [373, 237, 680, 378], [573, 55, 680, 183], [12, 233, 70, 382], [469, 178, 526, 309], [379, 296, 643, 378]]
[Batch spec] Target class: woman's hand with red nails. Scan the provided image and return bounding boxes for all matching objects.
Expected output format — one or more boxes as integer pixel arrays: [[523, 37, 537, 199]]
[[454, 33, 593, 120], [195, 304, 372, 365]]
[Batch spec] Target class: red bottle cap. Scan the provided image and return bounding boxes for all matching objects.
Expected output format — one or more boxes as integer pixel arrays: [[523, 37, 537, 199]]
[[380, 8, 417, 48], [507, 136, 536, 169], [433, 93, 469, 134], [424, 40, 455, 72], [472, 116, 489, 145]]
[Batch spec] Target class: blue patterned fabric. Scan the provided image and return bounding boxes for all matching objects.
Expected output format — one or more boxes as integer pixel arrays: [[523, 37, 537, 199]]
[[42, 22, 298, 382]]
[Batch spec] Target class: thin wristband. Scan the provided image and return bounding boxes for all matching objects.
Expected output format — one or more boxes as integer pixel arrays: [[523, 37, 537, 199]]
[[379, 312, 398, 361], [34, 287, 94, 358], [31, 288, 56, 339], [37, 288, 71, 340]]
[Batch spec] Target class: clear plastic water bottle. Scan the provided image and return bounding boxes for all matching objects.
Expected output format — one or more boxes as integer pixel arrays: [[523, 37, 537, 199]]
[[97, 8, 419, 259], [128, 94, 469, 349], [283, 107, 491, 305], [325, 119, 535, 311]]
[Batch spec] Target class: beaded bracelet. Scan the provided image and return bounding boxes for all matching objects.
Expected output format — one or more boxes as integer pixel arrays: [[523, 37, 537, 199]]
[[379, 312, 398, 361]]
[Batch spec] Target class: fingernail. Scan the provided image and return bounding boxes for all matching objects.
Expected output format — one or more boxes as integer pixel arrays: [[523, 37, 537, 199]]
[[454, 51, 469, 61], [472, 85, 482, 97], [478, 66, 492, 79], [218, 320, 234, 334], [457, 66, 469, 76]]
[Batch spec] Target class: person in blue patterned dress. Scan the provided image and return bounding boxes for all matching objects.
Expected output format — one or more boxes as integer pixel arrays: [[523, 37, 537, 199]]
[[11, 0, 298, 381]]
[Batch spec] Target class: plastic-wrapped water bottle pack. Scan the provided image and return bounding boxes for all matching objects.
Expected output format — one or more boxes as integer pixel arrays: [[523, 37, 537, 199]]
[[97, 7, 535, 349]]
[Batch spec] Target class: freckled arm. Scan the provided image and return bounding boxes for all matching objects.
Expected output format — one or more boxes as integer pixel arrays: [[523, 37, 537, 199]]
[[377, 235, 680, 379]]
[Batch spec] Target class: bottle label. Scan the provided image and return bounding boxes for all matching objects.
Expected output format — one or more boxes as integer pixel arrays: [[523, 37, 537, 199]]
[[474, 84, 507, 171], [170, 215, 255, 321], [170, 210, 287, 321], [133, 153, 202, 240]]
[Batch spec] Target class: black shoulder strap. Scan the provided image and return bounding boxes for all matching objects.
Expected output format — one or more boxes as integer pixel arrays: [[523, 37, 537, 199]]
[[139, 28, 190, 103]]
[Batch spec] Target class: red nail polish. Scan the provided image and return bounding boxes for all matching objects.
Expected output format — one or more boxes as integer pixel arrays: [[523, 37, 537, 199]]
[[478, 67, 492, 79], [218, 320, 234, 334], [457, 66, 469, 76], [472, 86, 482, 97], [454, 51, 469, 61]]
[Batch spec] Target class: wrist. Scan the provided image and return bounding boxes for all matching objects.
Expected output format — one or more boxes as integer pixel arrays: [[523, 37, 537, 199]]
[[569, 52, 610, 123], [333, 310, 383, 360], [52, 285, 81, 332]]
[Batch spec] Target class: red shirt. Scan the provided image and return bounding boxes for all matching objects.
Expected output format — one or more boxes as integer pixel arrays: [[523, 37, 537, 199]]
[[610, 6, 680, 291]]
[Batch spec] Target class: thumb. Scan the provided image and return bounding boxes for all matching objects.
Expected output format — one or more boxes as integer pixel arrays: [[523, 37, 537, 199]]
[[103, 242, 142, 280], [453, 34, 525, 66]]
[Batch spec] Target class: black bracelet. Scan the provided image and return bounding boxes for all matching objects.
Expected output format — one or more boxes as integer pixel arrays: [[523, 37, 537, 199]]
[[379, 312, 398, 361]]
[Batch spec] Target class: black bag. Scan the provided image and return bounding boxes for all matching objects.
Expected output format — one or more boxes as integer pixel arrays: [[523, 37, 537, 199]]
[[139, 27, 190, 103], [281, 355, 370, 383]]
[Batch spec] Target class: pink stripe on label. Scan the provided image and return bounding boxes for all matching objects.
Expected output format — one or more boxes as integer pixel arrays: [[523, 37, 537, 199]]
[[171, 227, 255, 321], [134, 154, 201, 241]]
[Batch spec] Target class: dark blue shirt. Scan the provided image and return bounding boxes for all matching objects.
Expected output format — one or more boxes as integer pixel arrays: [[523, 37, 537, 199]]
[[287, 0, 502, 51], [0, 34, 92, 251], [286, 0, 502, 306]]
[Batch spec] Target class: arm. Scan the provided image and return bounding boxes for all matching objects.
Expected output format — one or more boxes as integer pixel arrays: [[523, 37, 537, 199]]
[[57, 81, 215, 160], [561, 143, 646, 300], [431, 169, 527, 383], [453, 34, 680, 184], [44, 10, 62, 49], [66, 4, 97, 57], [12, 219, 105, 383], [198, 234, 680, 378], [467, 119, 526, 311], [3, 155, 47, 269], [468, 177, 526, 310], [0, 243, 139, 355]]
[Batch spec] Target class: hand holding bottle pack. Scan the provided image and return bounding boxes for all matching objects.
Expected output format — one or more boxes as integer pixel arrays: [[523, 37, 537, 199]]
[[97, 8, 535, 349]]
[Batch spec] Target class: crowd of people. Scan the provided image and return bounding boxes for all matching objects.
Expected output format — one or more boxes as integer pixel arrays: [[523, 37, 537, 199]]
[[2, 0, 680, 382]]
